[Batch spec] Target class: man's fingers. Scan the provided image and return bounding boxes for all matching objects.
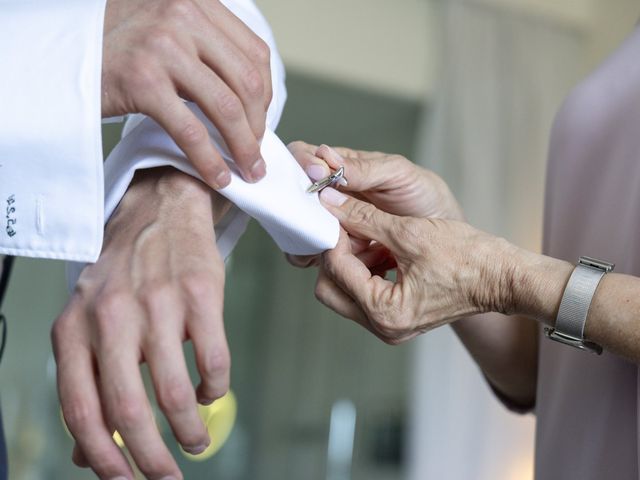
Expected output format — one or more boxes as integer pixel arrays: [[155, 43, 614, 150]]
[[174, 64, 265, 183], [143, 92, 232, 189], [197, 0, 273, 110], [96, 302, 181, 480], [195, 21, 267, 140], [145, 331, 210, 455], [71, 444, 89, 468], [173, 264, 230, 405], [53, 311, 134, 479]]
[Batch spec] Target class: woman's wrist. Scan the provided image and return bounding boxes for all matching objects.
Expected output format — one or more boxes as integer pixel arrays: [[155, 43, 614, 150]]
[[496, 243, 573, 324]]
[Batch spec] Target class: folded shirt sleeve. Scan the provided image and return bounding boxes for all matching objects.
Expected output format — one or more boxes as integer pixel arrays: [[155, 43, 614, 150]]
[[66, 0, 340, 288], [0, 0, 107, 262]]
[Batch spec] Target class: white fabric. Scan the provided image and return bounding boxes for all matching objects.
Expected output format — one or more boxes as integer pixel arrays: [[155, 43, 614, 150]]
[[0, 0, 338, 275], [98, 116, 339, 258], [0, 0, 107, 262], [66, 0, 339, 287]]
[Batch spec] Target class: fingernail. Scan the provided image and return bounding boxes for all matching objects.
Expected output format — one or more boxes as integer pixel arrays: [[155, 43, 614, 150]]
[[250, 158, 266, 182], [320, 187, 347, 207], [184, 443, 208, 455], [306, 163, 329, 181], [216, 170, 231, 189], [198, 397, 214, 406]]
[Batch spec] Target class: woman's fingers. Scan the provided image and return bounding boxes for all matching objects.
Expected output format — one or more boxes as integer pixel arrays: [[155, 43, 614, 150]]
[[319, 188, 400, 247]]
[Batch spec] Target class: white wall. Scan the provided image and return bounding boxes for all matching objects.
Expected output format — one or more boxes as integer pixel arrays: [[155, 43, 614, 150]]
[[255, 0, 437, 99]]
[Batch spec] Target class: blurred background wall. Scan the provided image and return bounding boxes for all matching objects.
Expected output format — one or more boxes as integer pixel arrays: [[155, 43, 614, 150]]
[[1, 0, 638, 479]]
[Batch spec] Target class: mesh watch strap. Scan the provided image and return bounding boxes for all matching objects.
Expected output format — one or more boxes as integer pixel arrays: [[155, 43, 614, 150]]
[[545, 256, 613, 355]]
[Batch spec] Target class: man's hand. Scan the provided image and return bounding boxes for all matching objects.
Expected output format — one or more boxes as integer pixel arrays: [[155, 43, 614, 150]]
[[52, 168, 230, 480], [102, 0, 272, 188]]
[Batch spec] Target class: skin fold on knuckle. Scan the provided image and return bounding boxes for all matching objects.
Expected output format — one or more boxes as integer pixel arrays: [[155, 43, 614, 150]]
[[157, 378, 195, 414], [180, 272, 221, 308], [199, 350, 230, 399], [177, 121, 208, 149], [110, 393, 147, 433], [243, 66, 264, 100], [248, 37, 271, 66], [62, 397, 93, 434], [92, 290, 134, 341], [163, 0, 198, 22], [216, 91, 244, 122]]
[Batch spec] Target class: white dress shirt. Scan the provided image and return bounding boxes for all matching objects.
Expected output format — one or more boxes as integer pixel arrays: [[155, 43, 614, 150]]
[[0, 0, 339, 270]]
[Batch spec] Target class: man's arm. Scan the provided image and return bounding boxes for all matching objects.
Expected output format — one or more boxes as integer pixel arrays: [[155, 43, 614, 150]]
[[0, 0, 272, 262], [54, 167, 230, 480]]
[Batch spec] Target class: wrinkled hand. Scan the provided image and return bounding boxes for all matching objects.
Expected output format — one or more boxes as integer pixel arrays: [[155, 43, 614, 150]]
[[286, 142, 464, 267], [52, 168, 230, 480], [314, 189, 515, 345], [103, 0, 272, 188]]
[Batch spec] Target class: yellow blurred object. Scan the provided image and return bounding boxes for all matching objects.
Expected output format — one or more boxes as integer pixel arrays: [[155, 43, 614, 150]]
[[181, 390, 237, 462], [59, 390, 236, 460], [60, 409, 125, 448]]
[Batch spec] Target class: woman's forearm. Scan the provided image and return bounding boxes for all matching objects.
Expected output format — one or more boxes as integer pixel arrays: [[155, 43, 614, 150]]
[[452, 313, 539, 409], [507, 246, 640, 362]]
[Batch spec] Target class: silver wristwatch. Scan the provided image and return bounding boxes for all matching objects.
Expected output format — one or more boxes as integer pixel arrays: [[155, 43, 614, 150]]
[[544, 256, 614, 355]]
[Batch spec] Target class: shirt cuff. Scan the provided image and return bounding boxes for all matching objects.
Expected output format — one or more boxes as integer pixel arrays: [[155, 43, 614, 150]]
[[0, 0, 107, 262]]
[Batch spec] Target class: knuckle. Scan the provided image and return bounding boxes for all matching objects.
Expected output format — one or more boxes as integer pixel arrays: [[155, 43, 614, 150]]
[[158, 380, 194, 413], [62, 398, 92, 432], [391, 219, 422, 253], [243, 67, 264, 98], [349, 202, 378, 230], [127, 60, 160, 93], [249, 38, 271, 65], [93, 290, 132, 330], [144, 30, 179, 55], [181, 273, 219, 306], [138, 281, 176, 312], [216, 91, 243, 121], [201, 348, 230, 380], [178, 121, 208, 148], [50, 316, 69, 347], [111, 394, 146, 431], [165, 0, 197, 19], [234, 142, 261, 165]]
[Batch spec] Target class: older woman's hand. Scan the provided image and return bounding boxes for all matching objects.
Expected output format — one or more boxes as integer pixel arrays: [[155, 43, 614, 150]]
[[287, 142, 464, 267], [289, 142, 463, 220], [314, 188, 521, 344]]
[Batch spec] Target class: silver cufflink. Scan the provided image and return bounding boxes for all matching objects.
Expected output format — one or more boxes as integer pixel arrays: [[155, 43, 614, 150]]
[[307, 166, 347, 193]]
